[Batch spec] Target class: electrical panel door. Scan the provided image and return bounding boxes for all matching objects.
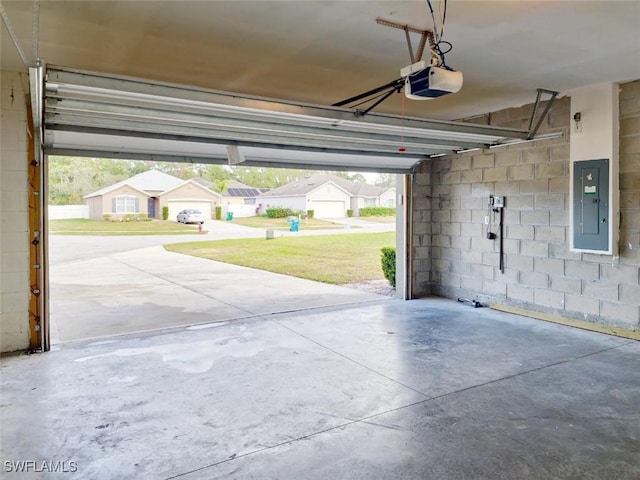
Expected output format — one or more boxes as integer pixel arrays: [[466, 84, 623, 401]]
[[573, 159, 609, 251]]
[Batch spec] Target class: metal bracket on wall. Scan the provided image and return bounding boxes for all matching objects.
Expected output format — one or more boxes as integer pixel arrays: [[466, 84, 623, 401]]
[[527, 88, 559, 140]]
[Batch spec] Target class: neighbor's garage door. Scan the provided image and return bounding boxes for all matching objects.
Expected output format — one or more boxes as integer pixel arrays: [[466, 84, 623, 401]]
[[168, 201, 212, 221], [309, 201, 346, 218]]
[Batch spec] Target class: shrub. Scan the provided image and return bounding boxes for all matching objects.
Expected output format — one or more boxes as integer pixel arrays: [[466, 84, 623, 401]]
[[360, 207, 396, 217], [266, 207, 293, 218], [162, 206, 169, 220], [215, 206, 222, 220], [102, 214, 112, 222], [380, 247, 396, 287], [346, 209, 353, 217], [307, 209, 314, 219]]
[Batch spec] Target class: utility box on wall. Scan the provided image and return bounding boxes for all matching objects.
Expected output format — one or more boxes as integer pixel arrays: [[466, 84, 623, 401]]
[[572, 159, 609, 251]]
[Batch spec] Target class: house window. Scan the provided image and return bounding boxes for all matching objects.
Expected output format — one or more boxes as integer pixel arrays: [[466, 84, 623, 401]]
[[364, 198, 377, 207], [113, 195, 139, 213], [386, 198, 395, 207]]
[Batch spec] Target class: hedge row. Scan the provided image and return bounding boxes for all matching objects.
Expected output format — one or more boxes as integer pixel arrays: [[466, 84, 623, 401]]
[[380, 247, 396, 287], [359, 207, 396, 217]]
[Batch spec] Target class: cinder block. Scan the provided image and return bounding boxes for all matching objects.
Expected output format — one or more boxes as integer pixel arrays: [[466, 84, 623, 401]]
[[450, 156, 472, 171], [534, 257, 564, 275], [550, 209, 569, 226], [0, 292, 29, 314], [1, 231, 29, 253], [472, 153, 495, 169], [549, 177, 569, 193], [482, 251, 501, 267], [520, 271, 549, 288], [583, 281, 620, 301], [507, 195, 534, 210], [534, 193, 565, 210], [440, 247, 462, 261], [460, 168, 483, 183], [0, 190, 28, 212], [1, 271, 28, 293], [451, 235, 471, 250], [550, 144, 570, 161], [494, 150, 520, 166], [442, 171, 461, 185], [460, 196, 484, 210], [414, 246, 430, 259], [441, 272, 462, 288], [620, 191, 640, 210], [600, 301, 640, 325], [519, 179, 549, 193], [460, 223, 483, 237], [484, 167, 508, 182], [509, 164, 534, 181], [549, 276, 582, 294], [549, 242, 582, 260], [565, 260, 600, 280], [415, 173, 431, 185], [503, 238, 520, 254], [436, 197, 460, 210], [494, 181, 520, 195], [445, 221, 463, 237], [536, 161, 567, 179], [506, 254, 533, 271], [620, 134, 640, 155], [620, 173, 640, 191], [521, 240, 550, 257], [619, 80, 640, 100], [522, 148, 550, 164], [621, 211, 640, 229], [461, 248, 483, 264], [521, 210, 550, 226], [432, 209, 451, 223], [471, 236, 489, 251], [534, 288, 564, 309], [432, 184, 451, 197], [600, 264, 639, 284], [534, 225, 565, 242], [481, 279, 506, 297], [507, 283, 534, 303], [619, 283, 640, 303], [460, 274, 482, 290], [506, 224, 534, 240], [0, 251, 29, 273], [451, 183, 472, 196], [565, 293, 600, 316], [472, 209, 488, 224], [620, 153, 640, 173], [0, 171, 27, 192], [470, 263, 494, 280], [451, 209, 471, 223], [472, 183, 493, 196], [504, 209, 520, 224], [432, 234, 451, 247], [620, 116, 639, 137]]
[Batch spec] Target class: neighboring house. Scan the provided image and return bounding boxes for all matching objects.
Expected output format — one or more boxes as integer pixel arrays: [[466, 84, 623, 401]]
[[220, 181, 269, 205], [256, 174, 396, 218], [84, 170, 222, 221]]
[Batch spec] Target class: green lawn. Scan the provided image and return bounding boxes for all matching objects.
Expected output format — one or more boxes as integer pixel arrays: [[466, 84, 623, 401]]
[[49, 218, 204, 235], [228, 216, 347, 230], [164, 231, 395, 284]]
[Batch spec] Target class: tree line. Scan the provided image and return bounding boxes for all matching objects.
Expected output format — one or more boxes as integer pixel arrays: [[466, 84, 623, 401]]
[[47, 156, 396, 205]]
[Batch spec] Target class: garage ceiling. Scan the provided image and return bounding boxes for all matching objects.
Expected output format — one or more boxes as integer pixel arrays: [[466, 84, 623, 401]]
[[2, 1, 638, 121]]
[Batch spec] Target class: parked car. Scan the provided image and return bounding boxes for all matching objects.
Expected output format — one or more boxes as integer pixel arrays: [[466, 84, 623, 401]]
[[177, 209, 205, 224]]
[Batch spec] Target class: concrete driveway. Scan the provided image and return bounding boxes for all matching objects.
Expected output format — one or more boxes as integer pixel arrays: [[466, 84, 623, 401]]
[[49, 220, 393, 343]]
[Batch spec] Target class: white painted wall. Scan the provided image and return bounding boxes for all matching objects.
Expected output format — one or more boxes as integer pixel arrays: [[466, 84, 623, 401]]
[[1, 70, 30, 352], [48, 205, 90, 219], [569, 83, 620, 254]]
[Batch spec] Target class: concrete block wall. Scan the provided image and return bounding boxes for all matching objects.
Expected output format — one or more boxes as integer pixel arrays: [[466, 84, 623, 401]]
[[1, 70, 30, 351], [412, 81, 640, 331]]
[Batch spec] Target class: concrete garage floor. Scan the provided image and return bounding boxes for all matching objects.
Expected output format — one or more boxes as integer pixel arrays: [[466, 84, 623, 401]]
[[1, 298, 638, 479]]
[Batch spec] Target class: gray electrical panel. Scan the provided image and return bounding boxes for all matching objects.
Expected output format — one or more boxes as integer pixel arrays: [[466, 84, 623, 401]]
[[573, 159, 609, 251]]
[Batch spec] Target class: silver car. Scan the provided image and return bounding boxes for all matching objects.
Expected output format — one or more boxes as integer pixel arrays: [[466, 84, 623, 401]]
[[176, 209, 205, 224]]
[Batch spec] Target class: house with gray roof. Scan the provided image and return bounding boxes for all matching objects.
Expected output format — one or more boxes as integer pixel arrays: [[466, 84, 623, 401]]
[[256, 174, 395, 218], [85, 170, 222, 221]]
